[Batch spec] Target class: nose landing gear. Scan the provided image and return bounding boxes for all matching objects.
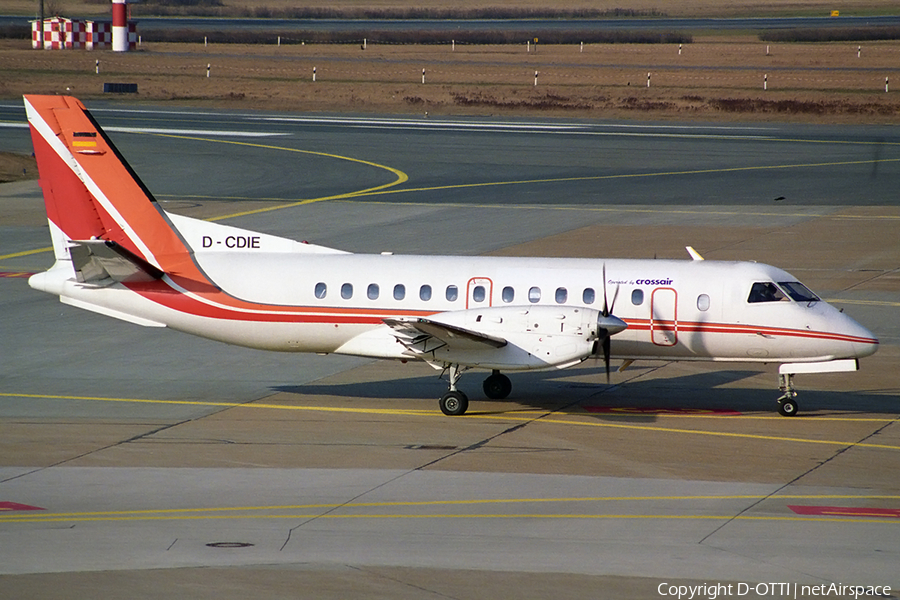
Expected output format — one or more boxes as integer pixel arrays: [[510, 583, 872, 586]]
[[777, 372, 798, 417]]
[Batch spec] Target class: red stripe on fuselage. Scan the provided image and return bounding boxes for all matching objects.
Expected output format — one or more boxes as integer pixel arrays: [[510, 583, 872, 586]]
[[623, 318, 876, 345], [121, 279, 878, 347], [125, 278, 438, 324]]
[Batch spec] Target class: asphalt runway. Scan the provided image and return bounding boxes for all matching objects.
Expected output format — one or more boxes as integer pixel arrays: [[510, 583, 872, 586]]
[[1, 103, 899, 598]]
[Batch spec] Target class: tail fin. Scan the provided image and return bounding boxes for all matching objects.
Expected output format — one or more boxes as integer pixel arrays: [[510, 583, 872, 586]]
[[24, 95, 190, 274]]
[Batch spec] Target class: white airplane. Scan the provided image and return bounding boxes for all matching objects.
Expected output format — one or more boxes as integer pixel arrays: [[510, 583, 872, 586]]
[[23, 95, 878, 416]]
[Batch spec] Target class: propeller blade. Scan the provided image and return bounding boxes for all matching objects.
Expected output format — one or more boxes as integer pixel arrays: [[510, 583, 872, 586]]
[[597, 263, 625, 384], [603, 335, 611, 383], [601, 263, 609, 316]]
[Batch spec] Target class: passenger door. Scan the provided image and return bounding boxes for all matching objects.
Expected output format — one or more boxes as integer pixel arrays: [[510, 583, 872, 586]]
[[650, 287, 677, 346]]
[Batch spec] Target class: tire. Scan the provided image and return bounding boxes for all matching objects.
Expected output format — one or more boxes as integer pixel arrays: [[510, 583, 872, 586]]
[[483, 373, 512, 400], [440, 391, 469, 416], [778, 398, 798, 417]]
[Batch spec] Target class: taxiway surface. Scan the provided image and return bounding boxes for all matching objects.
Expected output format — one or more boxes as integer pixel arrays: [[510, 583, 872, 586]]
[[1, 103, 898, 598]]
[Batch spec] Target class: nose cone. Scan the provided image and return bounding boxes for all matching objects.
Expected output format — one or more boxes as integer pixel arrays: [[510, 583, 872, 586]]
[[598, 314, 628, 337], [839, 312, 878, 358], [853, 328, 879, 359]]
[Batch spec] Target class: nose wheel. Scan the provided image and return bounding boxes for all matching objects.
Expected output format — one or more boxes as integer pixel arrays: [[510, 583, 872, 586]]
[[777, 373, 799, 417]]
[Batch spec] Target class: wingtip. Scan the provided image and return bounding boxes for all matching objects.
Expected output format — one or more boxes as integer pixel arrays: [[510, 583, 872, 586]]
[[685, 246, 705, 261]]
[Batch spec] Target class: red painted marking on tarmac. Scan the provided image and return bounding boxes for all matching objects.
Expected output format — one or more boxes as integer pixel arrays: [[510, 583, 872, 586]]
[[0, 272, 35, 278], [0, 502, 45, 511], [583, 406, 742, 416], [788, 505, 900, 518]]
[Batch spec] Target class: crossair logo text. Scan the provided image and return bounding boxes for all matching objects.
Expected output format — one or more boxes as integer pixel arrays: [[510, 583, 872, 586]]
[[608, 278, 674, 287], [635, 278, 674, 286]]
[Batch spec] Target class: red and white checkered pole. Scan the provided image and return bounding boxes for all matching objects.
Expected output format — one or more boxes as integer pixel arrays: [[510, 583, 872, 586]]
[[112, 0, 128, 52]]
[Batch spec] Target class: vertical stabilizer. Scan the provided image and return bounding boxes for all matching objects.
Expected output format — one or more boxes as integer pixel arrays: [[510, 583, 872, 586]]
[[24, 95, 191, 274]]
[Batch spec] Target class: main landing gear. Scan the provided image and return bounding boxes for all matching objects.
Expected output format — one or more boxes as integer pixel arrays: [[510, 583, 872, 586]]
[[777, 372, 799, 417], [438, 367, 512, 416]]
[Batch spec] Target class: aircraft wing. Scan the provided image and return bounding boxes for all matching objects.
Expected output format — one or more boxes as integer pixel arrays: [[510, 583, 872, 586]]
[[383, 316, 508, 357]]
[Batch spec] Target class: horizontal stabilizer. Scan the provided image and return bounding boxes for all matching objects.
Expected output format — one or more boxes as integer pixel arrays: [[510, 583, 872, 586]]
[[70, 239, 165, 284], [61, 296, 165, 328]]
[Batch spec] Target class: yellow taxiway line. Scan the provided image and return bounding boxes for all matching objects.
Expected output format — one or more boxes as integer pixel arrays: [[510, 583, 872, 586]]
[[2, 391, 899, 451]]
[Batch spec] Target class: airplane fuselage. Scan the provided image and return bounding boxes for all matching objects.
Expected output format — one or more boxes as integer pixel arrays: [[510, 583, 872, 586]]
[[34, 245, 877, 369]]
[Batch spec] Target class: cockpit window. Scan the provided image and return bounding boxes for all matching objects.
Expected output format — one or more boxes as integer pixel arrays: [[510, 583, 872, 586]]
[[747, 282, 787, 303], [778, 281, 820, 302]]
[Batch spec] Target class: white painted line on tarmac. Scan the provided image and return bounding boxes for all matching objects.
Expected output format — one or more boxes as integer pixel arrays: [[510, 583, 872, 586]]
[[253, 116, 779, 139], [105, 126, 288, 138], [0, 121, 286, 138], [256, 115, 584, 131]]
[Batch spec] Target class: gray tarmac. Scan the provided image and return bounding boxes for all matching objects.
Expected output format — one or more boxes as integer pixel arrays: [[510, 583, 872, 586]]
[[0, 104, 898, 598]]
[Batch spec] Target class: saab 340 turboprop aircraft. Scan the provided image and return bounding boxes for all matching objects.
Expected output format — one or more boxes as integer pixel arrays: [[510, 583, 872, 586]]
[[23, 95, 878, 416]]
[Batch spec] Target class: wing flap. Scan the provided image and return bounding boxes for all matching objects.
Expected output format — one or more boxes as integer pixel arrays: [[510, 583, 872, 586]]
[[384, 317, 507, 357]]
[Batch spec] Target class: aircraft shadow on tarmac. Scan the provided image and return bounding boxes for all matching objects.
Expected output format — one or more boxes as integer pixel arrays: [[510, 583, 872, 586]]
[[273, 366, 895, 422]]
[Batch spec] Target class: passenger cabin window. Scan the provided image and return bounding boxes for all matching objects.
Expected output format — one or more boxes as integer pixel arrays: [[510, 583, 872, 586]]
[[631, 289, 644, 306], [472, 285, 486, 303], [446, 285, 459, 302], [748, 282, 787, 303], [502, 286, 515, 303], [420, 284, 432, 301], [778, 281, 820, 302], [697, 294, 710, 311], [583, 288, 595, 304], [528, 287, 541, 303], [555, 287, 568, 304], [393, 284, 405, 300], [314, 282, 327, 299], [367, 283, 379, 300], [341, 283, 353, 299]]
